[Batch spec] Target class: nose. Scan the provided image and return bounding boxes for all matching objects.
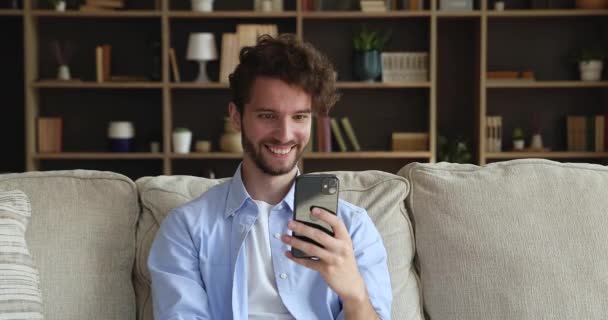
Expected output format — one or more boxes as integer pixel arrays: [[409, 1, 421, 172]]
[[273, 117, 293, 143]]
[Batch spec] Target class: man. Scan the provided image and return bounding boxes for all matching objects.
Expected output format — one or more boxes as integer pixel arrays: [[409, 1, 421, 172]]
[[148, 34, 392, 319]]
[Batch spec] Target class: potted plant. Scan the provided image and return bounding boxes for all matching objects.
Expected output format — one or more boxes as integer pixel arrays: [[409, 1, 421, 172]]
[[172, 127, 192, 154], [576, 46, 605, 81], [512, 127, 525, 150], [48, 0, 66, 11], [437, 135, 472, 163], [352, 26, 391, 82]]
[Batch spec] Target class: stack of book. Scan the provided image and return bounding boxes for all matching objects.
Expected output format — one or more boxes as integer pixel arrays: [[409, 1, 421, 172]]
[[80, 0, 125, 11], [486, 116, 503, 152], [567, 115, 606, 152], [219, 24, 278, 84], [315, 116, 361, 152], [359, 0, 388, 12]]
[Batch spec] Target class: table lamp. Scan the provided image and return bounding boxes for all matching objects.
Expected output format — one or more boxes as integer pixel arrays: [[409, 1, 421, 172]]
[[187, 32, 218, 82]]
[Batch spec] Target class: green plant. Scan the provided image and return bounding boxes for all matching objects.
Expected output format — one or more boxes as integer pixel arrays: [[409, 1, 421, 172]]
[[575, 45, 606, 62], [353, 26, 391, 52], [512, 128, 524, 140], [437, 135, 472, 164], [48, 0, 63, 6], [173, 127, 191, 133]]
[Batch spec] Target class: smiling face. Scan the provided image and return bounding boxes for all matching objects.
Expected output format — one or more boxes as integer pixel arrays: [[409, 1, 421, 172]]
[[229, 76, 312, 177]]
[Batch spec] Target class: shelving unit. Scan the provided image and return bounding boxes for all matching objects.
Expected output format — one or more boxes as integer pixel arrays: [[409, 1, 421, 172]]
[[12, 0, 608, 178], [478, 3, 608, 165]]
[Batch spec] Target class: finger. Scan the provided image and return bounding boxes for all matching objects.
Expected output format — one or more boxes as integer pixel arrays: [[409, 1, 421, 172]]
[[285, 251, 321, 271], [311, 207, 349, 240], [287, 220, 338, 250], [281, 234, 333, 262]]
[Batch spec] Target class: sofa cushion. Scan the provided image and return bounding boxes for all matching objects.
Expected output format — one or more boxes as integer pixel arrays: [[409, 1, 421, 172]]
[[134, 171, 422, 320], [398, 159, 608, 319], [0, 170, 139, 320], [0, 190, 44, 319]]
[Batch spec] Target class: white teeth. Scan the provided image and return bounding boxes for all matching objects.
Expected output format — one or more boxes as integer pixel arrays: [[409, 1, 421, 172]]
[[268, 146, 291, 155]]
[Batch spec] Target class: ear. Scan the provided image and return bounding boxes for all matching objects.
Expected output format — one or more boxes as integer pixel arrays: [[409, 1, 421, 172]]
[[228, 102, 242, 132]]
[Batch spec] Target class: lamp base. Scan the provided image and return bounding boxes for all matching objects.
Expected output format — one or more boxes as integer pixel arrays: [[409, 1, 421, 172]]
[[195, 61, 211, 83]]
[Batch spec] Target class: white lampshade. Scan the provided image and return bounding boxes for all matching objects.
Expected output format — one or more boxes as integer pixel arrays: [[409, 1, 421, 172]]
[[187, 33, 218, 61]]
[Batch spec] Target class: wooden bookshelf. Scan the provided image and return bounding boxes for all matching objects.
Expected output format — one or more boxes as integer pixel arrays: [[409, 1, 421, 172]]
[[14, 0, 607, 177]]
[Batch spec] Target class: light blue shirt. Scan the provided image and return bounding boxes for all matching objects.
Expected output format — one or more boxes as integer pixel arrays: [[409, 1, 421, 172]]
[[148, 166, 392, 320]]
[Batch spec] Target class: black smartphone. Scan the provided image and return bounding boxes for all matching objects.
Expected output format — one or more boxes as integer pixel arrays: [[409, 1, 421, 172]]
[[291, 174, 339, 259]]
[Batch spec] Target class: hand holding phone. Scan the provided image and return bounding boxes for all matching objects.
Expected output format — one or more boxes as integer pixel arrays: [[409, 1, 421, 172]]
[[291, 174, 339, 259]]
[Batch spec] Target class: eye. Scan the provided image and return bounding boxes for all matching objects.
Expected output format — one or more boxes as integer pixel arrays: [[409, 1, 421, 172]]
[[258, 113, 275, 120], [293, 114, 309, 121]]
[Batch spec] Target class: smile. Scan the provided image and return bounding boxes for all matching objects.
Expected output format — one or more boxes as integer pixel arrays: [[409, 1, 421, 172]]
[[267, 145, 293, 155]]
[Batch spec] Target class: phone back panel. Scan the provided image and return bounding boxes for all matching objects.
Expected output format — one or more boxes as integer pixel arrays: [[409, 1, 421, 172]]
[[293, 174, 339, 234]]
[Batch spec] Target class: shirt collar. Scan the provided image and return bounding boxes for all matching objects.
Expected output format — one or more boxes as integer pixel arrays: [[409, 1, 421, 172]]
[[224, 162, 298, 219]]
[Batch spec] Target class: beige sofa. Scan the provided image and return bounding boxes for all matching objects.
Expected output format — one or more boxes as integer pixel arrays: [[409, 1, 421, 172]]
[[0, 159, 606, 320]]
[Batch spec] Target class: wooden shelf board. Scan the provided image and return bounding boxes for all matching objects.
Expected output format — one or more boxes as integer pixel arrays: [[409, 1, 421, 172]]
[[34, 153, 164, 160], [303, 151, 433, 159], [34, 80, 163, 89], [302, 11, 432, 19], [0, 9, 22, 16], [170, 82, 230, 89], [337, 81, 431, 88], [486, 152, 608, 159], [436, 11, 482, 17], [486, 9, 608, 17], [31, 10, 161, 17], [169, 11, 297, 18], [171, 153, 243, 159], [171, 151, 432, 159], [486, 80, 608, 88]]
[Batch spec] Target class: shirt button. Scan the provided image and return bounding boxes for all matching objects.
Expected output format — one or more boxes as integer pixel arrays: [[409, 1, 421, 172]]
[[279, 273, 287, 280], [274, 233, 281, 239]]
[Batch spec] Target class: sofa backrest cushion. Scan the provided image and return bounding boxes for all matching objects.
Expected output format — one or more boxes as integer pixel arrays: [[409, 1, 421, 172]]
[[0, 190, 44, 319], [0, 170, 139, 320], [398, 159, 608, 319], [134, 171, 422, 320]]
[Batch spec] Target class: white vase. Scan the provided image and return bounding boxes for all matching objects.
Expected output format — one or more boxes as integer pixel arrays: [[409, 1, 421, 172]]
[[57, 65, 71, 80], [55, 1, 66, 11], [579, 60, 603, 81], [513, 139, 525, 150], [191, 0, 213, 12], [530, 134, 543, 149], [173, 131, 192, 154]]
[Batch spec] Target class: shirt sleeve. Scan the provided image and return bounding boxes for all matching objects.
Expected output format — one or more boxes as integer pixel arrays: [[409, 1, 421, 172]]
[[147, 208, 211, 320], [336, 208, 393, 320]]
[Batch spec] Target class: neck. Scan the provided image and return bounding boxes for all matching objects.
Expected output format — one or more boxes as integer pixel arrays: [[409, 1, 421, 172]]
[[240, 158, 297, 205]]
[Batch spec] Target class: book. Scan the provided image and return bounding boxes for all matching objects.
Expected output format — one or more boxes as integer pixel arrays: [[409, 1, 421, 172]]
[[316, 115, 331, 152], [586, 116, 595, 152], [567, 116, 574, 151], [169, 48, 181, 82], [95, 46, 103, 83], [340, 117, 361, 151], [595, 115, 605, 152], [486, 116, 502, 152], [102, 44, 111, 81], [330, 118, 347, 152], [37, 117, 62, 153]]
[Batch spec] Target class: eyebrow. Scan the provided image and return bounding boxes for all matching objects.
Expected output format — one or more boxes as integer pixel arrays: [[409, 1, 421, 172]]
[[252, 108, 312, 114]]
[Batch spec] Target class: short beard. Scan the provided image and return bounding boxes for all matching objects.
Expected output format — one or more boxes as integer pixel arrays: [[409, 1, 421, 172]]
[[241, 129, 306, 176]]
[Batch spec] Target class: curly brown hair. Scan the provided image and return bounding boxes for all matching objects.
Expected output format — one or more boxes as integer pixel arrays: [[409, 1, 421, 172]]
[[229, 34, 340, 116]]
